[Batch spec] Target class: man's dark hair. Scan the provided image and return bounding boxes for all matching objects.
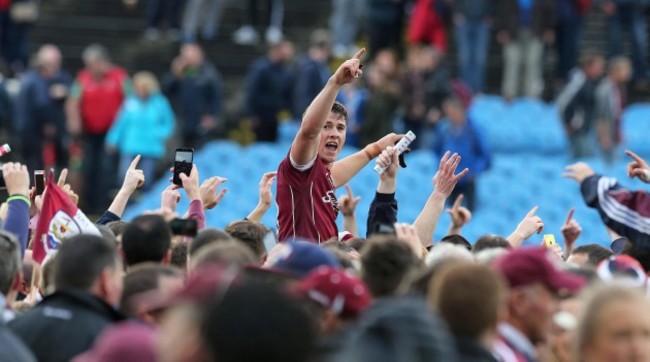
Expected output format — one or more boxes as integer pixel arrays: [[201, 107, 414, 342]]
[[572, 244, 614, 266], [170, 243, 188, 270], [331, 101, 348, 124], [225, 221, 268, 260], [106, 221, 128, 239], [122, 214, 171, 267], [429, 263, 505, 339], [440, 234, 471, 251], [473, 234, 511, 253], [55, 234, 119, 291], [347, 238, 366, 252], [189, 228, 233, 257], [0, 231, 21, 295], [323, 239, 355, 254], [361, 236, 421, 298], [120, 263, 183, 318], [201, 281, 315, 362]]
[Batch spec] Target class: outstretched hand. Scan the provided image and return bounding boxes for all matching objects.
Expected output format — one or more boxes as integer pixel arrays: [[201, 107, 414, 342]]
[[200, 176, 228, 210], [339, 184, 361, 217], [395, 222, 424, 258], [331, 48, 365, 86], [258, 172, 276, 208], [626, 150, 650, 183], [563, 162, 595, 183], [375, 133, 404, 152], [2, 162, 30, 198], [433, 151, 469, 198]]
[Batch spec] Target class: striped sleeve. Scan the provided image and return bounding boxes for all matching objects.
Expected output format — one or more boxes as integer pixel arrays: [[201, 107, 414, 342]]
[[581, 175, 650, 248]]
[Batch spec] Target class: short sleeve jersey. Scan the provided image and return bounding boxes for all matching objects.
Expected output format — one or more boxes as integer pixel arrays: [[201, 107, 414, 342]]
[[276, 153, 339, 243]]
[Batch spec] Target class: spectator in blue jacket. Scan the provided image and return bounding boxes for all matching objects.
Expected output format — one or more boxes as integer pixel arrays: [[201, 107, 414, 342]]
[[163, 43, 223, 148], [15, 45, 72, 173], [106, 71, 175, 191], [245, 39, 294, 142], [433, 98, 490, 211]]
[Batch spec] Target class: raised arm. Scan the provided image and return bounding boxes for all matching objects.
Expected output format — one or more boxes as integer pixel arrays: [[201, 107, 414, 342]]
[[65, 82, 82, 137], [247, 172, 276, 223], [506, 206, 544, 248], [413, 152, 468, 247], [339, 184, 361, 236], [367, 147, 399, 237], [100, 155, 145, 223], [290, 49, 365, 166]]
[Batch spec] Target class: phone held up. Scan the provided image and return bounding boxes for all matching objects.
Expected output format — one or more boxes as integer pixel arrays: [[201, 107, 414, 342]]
[[173, 148, 194, 187], [543, 234, 556, 248], [34, 170, 45, 196]]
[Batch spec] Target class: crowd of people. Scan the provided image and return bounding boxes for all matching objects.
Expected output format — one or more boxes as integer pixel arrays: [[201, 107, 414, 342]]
[[0, 0, 643, 215], [0, 1, 648, 360], [0, 49, 650, 362]]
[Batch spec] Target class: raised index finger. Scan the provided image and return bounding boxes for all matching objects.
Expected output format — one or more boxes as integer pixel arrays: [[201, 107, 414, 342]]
[[129, 154, 141, 170], [625, 150, 645, 165], [564, 207, 575, 225], [345, 184, 354, 198], [353, 48, 366, 60], [57, 168, 68, 187], [526, 205, 539, 218], [452, 194, 464, 210]]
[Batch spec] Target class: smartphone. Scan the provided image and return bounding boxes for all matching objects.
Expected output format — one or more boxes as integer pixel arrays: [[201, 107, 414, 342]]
[[169, 218, 198, 237], [173, 148, 194, 186], [34, 170, 45, 196], [543, 234, 556, 248]]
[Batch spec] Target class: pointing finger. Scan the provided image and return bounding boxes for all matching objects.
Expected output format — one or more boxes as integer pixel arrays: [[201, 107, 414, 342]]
[[564, 208, 575, 225], [345, 184, 354, 198], [129, 155, 141, 170], [353, 48, 366, 60], [626, 150, 645, 165], [57, 169, 68, 187], [452, 194, 464, 211], [526, 206, 539, 218]]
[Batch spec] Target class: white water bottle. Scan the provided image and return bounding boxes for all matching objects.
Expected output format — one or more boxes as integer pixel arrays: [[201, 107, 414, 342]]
[[373, 131, 416, 175]]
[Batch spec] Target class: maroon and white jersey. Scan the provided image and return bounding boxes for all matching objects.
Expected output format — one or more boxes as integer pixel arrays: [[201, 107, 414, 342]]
[[276, 153, 339, 243]]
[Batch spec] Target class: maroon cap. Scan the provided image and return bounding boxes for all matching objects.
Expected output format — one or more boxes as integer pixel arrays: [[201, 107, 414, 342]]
[[72, 323, 156, 362], [292, 266, 371, 318], [493, 247, 586, 294]]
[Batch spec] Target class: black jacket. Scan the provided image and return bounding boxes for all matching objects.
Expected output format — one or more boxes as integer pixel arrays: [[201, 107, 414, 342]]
[[455, 336, 498, 362], [9, 290, 125, 362], [366, 192, 398, 238]]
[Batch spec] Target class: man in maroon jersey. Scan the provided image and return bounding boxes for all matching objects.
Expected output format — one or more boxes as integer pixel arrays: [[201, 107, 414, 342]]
[[276, 48, 402, 243]]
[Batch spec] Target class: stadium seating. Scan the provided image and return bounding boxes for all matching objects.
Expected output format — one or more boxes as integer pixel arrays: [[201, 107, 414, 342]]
[[124, 97, 650, 248]]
